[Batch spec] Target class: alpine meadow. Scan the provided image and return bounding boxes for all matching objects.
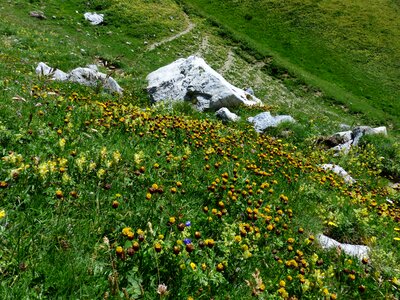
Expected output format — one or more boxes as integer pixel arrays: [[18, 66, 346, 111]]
[[0, 1, 400, 299]]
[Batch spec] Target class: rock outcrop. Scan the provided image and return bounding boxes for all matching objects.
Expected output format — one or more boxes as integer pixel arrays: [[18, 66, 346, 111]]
[[36, 62, 123, 94], [146, 56, 262, 111], [247, 112, 295, 133]]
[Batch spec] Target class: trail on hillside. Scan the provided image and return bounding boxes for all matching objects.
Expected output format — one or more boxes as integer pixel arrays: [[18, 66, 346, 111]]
[[218, 49, 234, 75], [195, 35, 209, 57], [147, 13, 195, 51]]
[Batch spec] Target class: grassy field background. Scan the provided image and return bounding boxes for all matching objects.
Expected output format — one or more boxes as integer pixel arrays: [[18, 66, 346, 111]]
[[1, 0, 400, 299], [181, 0, 400, 129]]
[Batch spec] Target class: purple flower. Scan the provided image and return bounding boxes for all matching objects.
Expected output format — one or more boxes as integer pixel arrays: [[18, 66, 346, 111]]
[[185, 221, 191, 227], [183, 238, 192, 245]]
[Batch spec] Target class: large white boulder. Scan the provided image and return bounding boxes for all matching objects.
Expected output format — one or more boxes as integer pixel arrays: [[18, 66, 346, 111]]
[[317, 234, 370, 261], [146, 56, 262, 111], [247, 112, 295, 133], [35, 62, 123, 94]]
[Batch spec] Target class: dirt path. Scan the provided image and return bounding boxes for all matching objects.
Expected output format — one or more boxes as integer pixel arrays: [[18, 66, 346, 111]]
[[195, 35, 209, 57], [218, 49, 235, 75], [147, 13, 195, 51]]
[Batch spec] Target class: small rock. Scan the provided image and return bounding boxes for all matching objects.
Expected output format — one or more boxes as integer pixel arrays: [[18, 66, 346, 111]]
[[35, 62, 122, 94], [320, 164, 355, 184], [317, 234, 369, 261], [84, 12, 104, 25], [247, 112, 295, 133], [30, 11, 46, 19], [35, 62, 68, 81], [215, 107, 240, 122]]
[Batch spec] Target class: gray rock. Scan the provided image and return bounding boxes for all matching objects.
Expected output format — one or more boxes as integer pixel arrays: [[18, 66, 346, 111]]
[[68, 67, 123, 94], [215, 107, 240, 122], [84, 12, 104, 25], [36, 62, 68, 81], [317, 234, 369, 261], [320, 164, 356, 184], [247, 112, 295, 133], [329, 126, 387, 154], [35, 62, 123, 94], [146, 56, 262, 111]]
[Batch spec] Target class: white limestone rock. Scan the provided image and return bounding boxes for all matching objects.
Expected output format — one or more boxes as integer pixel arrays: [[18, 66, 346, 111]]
[[35, 62, 123, 94], [84, 12, 104, 25], [36, 62, 68, 81], [317, 234, 370, 261], [215, 107, 240, 122], [320, 164, 356, 184], [68, 67, 123, 94], [330, 126, 387, 154], [146, 56, 262, 111], [247, 112, 295, 133]]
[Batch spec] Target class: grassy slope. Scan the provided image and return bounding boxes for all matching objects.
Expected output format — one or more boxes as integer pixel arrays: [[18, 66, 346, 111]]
[[181, 0, 400, 129], [1, 1, 400, 299]]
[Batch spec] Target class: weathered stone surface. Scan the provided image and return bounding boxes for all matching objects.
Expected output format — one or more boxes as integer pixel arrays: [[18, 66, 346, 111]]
[[215, 107, 240, 122], [35, 62, 123, 94], [317, 234, 369, 260], [84, 12, 104, 25], [325, 126, 388, 154], [247, 112, 295, 133], [68, 67, 123, 94], [36, 62, 68, 81], [146, 56, 262, 111], [320, 164, 356, 184]]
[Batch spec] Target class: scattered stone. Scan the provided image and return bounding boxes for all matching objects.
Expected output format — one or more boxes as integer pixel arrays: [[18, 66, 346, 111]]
[[84, 12, 104, 25], [247, 112, 295, 133], [317, 234, 369, 261], [146, 55, 262, 111], [36, 62, 68, 81], [30, 11, 46, 19], [322, 126, 388, 154], [215, 107, 240, 122], [35, 62, 123, 94], [320, 164, 356, 184]]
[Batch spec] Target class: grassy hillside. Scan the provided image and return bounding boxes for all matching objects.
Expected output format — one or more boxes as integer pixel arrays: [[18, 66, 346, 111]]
[[1, 0, 400, 299], [181, 0, 400, 129]]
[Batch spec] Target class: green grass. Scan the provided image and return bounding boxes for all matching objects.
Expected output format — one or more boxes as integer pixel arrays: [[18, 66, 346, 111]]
[[1, 0, 400, 299], [181, 0, 400, 129]]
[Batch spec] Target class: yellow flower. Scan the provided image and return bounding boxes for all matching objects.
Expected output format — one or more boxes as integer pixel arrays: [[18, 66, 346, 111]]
[[59, 138, 66, 150], [190, 262, 196, 270], [0, 209, 5, 219], [122, 227, 133, 236]]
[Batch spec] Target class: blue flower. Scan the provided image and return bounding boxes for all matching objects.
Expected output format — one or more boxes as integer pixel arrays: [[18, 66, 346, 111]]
[[183, 238, 192, 245], [185, 221, 191, 227]]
